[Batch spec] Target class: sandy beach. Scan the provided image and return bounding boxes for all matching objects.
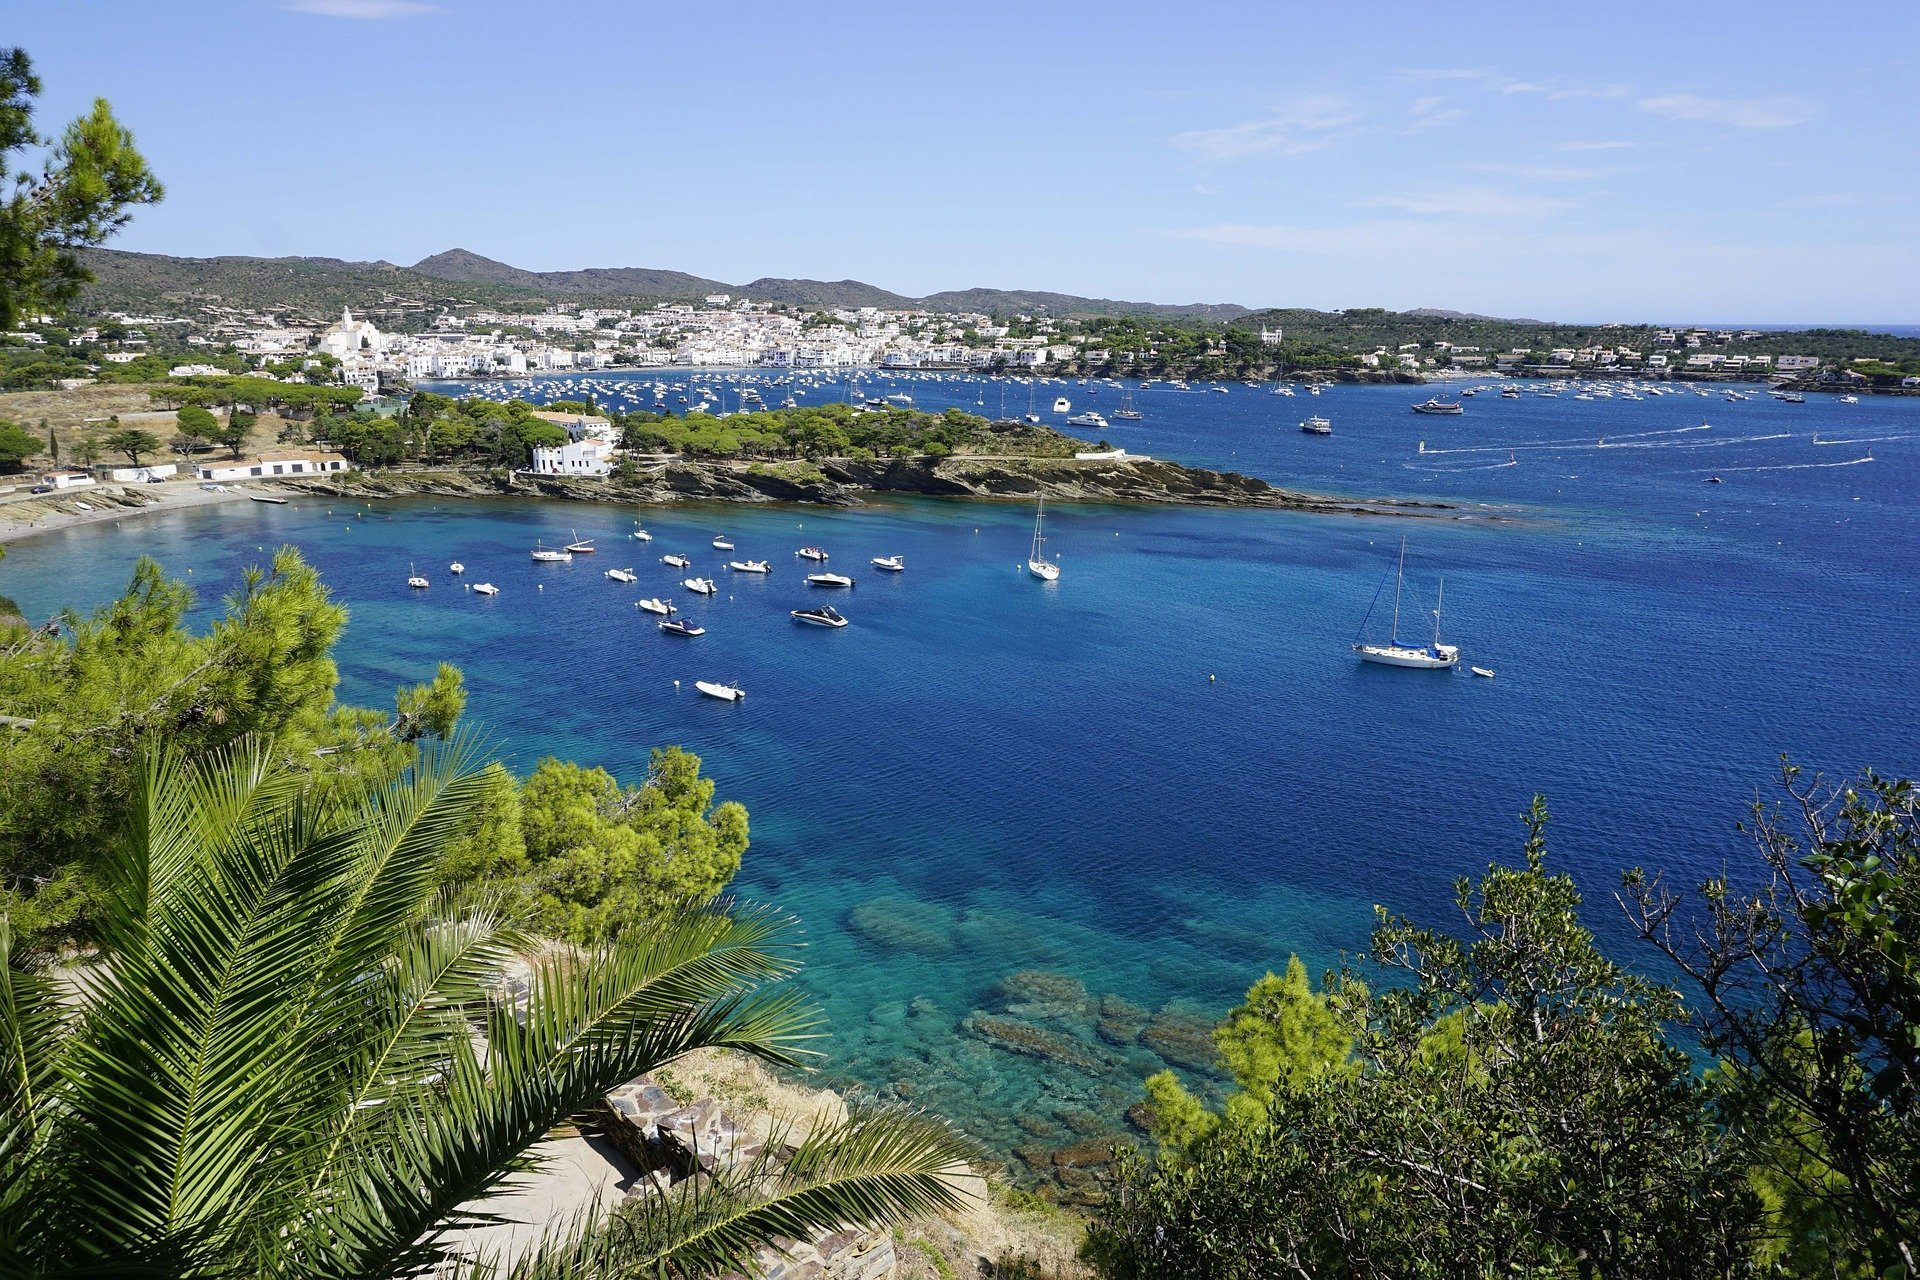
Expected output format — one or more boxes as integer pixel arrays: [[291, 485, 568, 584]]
[[0, 478, 294, 547]]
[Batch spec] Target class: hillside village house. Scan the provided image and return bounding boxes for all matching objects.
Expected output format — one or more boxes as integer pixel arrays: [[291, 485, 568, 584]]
[[41, 468, 96, 489], [196, 449, 349, 482]]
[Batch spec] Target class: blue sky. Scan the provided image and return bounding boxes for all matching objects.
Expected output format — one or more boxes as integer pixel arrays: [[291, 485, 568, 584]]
[[11, 0, 1919, 321]]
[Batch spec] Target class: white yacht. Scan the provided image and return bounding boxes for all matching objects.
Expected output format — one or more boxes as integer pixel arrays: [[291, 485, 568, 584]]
[[471, 582, 500, 596], [531, 541, 572, 563], [1352, 539, 1460, 670], [805, 572, 855, 588], [637, 597, 674, 615], [1067, 411, 1108, 429], [407, 564, 430, 589], [1052, 396, 1071, 414], [695, 679, 742, 699], [870, 555, 905, 572], [605, 567, 637, 583], [797, 546, 829, 561], [1027, 496, 1060, 581], [683, 577, 718, 595], [712, 536, 735, 550], [729, 559, 771, 574], [791, 605, 849, 628], [631, 528, 653, 541], [662, 553, 691, 568]]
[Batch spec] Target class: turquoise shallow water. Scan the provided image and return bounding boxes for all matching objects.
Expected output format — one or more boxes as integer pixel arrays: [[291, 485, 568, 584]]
[[5, 375, 1918, 1168]]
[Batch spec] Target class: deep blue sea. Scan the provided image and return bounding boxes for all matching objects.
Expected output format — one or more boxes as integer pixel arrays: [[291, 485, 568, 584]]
[[5, 372, 1918, 1162]]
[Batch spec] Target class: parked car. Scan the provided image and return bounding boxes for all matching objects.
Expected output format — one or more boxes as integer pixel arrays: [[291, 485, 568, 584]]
[[30, 483, 53, 494]]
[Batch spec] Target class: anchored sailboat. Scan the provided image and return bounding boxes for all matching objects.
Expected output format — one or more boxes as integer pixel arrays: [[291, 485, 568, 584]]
[[1352, 538, 1459, 669], [1028, 496, 1060, 581]]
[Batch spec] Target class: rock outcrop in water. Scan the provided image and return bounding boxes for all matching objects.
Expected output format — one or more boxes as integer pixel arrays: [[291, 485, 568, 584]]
[[289, 453, 1457, 517]]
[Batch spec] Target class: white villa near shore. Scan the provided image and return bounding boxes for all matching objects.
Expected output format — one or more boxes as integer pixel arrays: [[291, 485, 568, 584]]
[[196, 450, 349, 482]]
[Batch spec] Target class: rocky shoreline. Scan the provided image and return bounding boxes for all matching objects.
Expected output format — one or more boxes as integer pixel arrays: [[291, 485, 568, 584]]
[[290, 453, 1461, 519]]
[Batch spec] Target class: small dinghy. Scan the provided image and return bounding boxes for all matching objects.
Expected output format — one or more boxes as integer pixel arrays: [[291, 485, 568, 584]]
[[662, 553, 691, 568], [249, 494, 288, 505], [683, 577, 718, 595], [637, 597, 674, 615], [791, 605, 848, 628], [1471, 666, 1496, 679], [870, 555, 905, 571], [805, 572, 854, 588], [605, 567, 637, 583], [797, 546, 829, 561], [659, 618, 704, 636], [695, 680, 743, 700], [729, 560, 771, 574], [471, 582, 499, 596]]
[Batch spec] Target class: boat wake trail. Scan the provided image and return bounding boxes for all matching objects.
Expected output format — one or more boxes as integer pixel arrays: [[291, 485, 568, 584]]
[[1701, 455, 1876, 473], [1811, 433, 1914, 446], [1406, 459, 1521, 473]]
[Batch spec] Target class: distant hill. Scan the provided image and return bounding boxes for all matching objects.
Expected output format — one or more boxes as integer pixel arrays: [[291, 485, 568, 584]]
[[74, 247, 1252, 320]]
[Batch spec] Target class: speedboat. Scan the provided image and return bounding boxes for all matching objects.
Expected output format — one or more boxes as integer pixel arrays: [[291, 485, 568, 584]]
[[871, 555, 905, 572], [728, 560, 771, 574], [1052, 397, 1071, 414], [1411, 399, 1464, 415], [659, 618, 704, 636], [531, 541, 572, 562], [637, 597, 674, 615], [1300, 417, 1332, 435], [695, 679, 742, 700], [1471, 666, 1496, 679], [1066, 411, 1108, 428], [797, 546, 829, 561], [605, 567, 637, 583], [662, 553, 691, 568], [471, 582, 499, 596], [805, 572, 854, 588], [449, 561, 464, 574], [791, 605, 848, 628], [683, 577, 718, 595], [712, 536, 735, 550]]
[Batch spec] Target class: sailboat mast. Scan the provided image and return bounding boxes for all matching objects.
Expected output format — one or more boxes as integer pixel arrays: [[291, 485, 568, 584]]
[[1389, 537, 1406, 644], [1434, 576, 1444, 648]]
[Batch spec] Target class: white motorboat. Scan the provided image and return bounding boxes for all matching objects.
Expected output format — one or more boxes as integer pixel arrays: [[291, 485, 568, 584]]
[[797, 546, 829, 561], [662, 553, 691, 568], [1027, 496, 1060, 581], [1471, 666, 1496, 679], [605, 567, 637, 583], [407, 562, 430, 589], [1067, 411, 1108, 429], [728, 559, 771, 574], [449, 561, 464, 574], [1052, 396, 1071, 414], [531, 541, 572, 562], [471, 582, 499, 596], [870, 555, 905, 572], [806, 572, 854, 588], [791, 605, 849, 628], [660, 618, 705, 636], [637, 597, 674, 615], [713, 536, 735, 550], [1352, 538, 1459, 670], [683, 577, 718, 595], [695, 679, 742, 700], [1300, 416, 1332, 435]]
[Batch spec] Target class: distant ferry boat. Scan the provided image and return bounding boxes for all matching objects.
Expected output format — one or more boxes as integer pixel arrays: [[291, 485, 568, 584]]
[[1412, 398, 1464, 415], [1300, 416, 1332, 435]]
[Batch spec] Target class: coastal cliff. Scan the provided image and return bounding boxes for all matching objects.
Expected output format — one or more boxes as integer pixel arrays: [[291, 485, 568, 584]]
[[294, 454, 1456, 518]]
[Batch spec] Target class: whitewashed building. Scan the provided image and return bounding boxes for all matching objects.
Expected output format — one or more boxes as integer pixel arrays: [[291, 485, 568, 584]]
[[197, 450, 349, 481]]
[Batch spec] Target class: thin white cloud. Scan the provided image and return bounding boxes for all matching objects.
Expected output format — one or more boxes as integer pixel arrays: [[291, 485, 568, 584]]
[[1172, 97, 1363, 162], [1406, 96, 1466, 132], [1360, 187, 1580, 218], [1639, 94, 1813, 128], [1556, 140, 1634, 151], [1473, 162, 1628, 182], [283, 0, 438, 17]]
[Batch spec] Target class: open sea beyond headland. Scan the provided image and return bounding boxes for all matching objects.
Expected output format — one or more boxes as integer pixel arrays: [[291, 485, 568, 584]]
[[4, 373, 1918, 1165]]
